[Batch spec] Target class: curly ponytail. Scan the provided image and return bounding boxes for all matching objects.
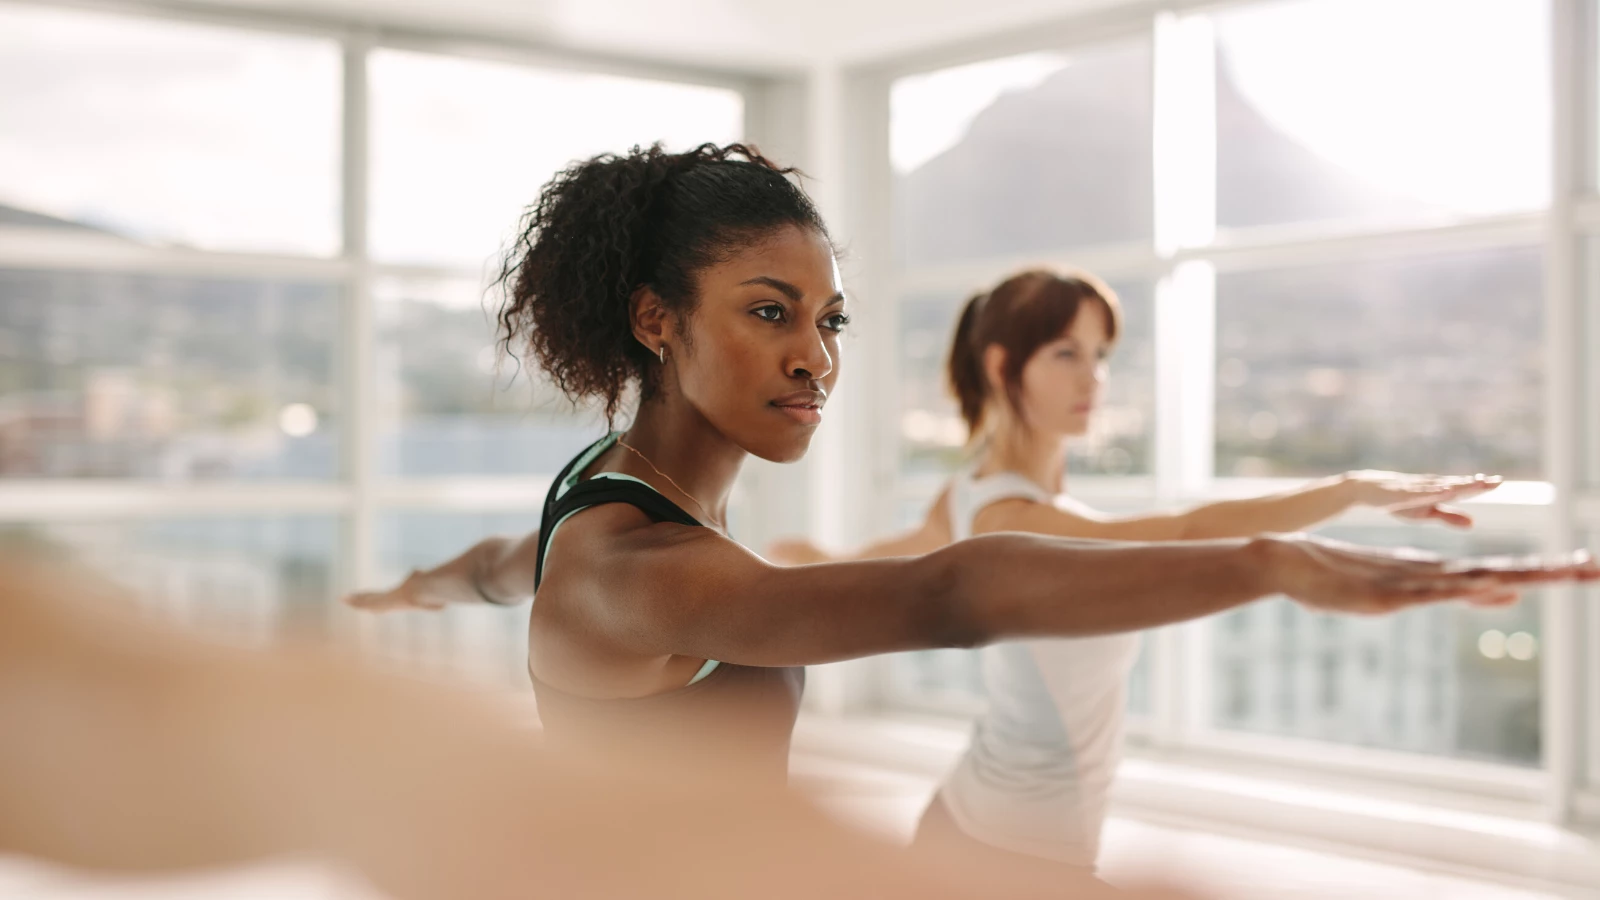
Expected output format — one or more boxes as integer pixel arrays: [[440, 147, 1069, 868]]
[[495, 142, 828, 424]]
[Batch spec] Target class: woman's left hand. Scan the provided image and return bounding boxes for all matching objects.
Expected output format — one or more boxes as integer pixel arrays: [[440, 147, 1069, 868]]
[[1344, 470, 1503, 529]]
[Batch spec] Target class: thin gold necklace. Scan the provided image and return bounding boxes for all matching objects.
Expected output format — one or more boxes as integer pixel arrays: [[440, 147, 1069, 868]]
[[614, 435, 727, 535]]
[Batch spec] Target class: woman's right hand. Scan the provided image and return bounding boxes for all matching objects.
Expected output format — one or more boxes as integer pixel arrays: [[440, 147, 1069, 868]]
[[1262, 534, 1600, 614]]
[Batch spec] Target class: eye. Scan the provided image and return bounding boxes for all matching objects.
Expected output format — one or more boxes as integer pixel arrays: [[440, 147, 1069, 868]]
[[753, 304, 785, 323], [822, 312, 851, 333], [1056, 348, 1077, 359]]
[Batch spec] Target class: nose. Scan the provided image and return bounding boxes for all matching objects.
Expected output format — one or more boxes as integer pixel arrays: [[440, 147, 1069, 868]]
[[787, 326, 835, 382]]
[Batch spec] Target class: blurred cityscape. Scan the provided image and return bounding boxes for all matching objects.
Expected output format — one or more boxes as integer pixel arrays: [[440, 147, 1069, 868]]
[[889, 40, 1545, 765]]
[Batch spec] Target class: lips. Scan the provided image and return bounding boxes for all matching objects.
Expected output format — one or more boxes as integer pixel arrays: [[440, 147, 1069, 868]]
[[772, 390, 826, 425]]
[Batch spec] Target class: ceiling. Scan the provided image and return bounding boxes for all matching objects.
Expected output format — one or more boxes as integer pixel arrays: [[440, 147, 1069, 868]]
[[187, 0, 1135, 71]]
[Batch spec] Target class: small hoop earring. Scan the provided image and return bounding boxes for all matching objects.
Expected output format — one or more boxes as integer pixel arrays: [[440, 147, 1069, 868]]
[[658, 345, 667, 364]]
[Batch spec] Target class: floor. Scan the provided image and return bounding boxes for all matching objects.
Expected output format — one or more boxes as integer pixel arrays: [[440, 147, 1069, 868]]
[[796, 756, 1577, 900], [0, 762, 1579, 899]]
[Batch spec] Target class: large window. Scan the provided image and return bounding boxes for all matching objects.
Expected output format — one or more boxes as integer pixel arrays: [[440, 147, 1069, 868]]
[[0, 2, 745, 663], [875, 0, 1569, 790]]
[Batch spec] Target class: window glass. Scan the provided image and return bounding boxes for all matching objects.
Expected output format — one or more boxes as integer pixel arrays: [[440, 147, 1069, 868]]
[[370, 50, 743, 267], [374, 276, 602, 476], [1216, 0, 1549, 231], [1210, 526, 1544, 766], [892, 40, 1154, 266], [0, 270, 340, 480], [1215, 246, 1543, 480], [0, 4, 341, 254]]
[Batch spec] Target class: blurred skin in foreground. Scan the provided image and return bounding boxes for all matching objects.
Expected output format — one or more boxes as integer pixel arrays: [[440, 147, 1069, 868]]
[[0, 551, 1200, 900]]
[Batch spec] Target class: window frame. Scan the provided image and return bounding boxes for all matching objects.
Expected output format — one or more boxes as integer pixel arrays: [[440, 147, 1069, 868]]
[[838, 0, 1600, 826], [0, 0, 766, 670]]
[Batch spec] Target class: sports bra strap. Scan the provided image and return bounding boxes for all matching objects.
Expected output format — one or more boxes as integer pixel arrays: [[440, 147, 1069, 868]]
[[535, 474, 703, 589]]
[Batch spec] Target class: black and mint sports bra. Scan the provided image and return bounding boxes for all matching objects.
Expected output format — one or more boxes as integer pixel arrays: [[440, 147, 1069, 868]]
[[529, 433, 805, 781]]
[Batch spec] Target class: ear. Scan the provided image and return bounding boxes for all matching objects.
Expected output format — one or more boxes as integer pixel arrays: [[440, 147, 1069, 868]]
[[982, 343, 1008, 396], [629, 285, 673, 357]]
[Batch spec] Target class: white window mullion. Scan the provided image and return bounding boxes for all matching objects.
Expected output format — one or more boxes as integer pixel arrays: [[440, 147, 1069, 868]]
[[339, 32, 378, 627], [1150, 10, 1219, 746], [1542, 0, 1588, 825]]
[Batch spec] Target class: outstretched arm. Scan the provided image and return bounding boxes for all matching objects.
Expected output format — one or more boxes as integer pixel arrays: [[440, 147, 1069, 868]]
[[345, 530, 542, 611], [979, 472, 1502, 544], [540, 502, 1598, 671]]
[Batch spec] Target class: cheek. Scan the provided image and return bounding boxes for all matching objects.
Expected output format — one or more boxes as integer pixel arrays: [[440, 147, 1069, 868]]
[[1019, 359, 1090, 419], [680, 321, 770, 401], [1018, 361, 1062, 414]]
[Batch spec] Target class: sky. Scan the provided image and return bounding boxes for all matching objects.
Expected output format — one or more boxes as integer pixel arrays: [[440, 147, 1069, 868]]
[[0, 0, 1556, 262], [0, 4, 741, 267], [890, 0, 1551, 216]]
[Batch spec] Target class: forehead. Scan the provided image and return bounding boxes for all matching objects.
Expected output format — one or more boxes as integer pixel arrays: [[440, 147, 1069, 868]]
[[1041, 301, 1110, 343], [700, 226, 841, 295]]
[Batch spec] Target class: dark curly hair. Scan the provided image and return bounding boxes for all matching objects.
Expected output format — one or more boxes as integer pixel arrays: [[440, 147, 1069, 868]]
[[495, 142, 829, 424]]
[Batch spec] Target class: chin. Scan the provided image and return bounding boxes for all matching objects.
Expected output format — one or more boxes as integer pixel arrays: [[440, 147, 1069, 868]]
[[734, 426, 816, 464], [757, 434, 815, 464]]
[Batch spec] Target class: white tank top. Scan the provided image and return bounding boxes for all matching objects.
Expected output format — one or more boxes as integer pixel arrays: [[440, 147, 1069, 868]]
[[937, 468, 1142, 867]]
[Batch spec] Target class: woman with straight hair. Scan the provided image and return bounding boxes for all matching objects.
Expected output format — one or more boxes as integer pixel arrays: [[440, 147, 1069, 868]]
[[767, 268, 1540, 870], [348, 144, 1593, 793]]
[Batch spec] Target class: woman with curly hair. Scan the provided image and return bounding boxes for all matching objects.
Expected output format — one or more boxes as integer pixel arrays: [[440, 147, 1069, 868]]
[[347, 142, 1593, 786]]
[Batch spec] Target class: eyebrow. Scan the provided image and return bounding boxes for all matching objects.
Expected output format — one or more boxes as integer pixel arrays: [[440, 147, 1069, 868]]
[[740, 276, 846, 305]]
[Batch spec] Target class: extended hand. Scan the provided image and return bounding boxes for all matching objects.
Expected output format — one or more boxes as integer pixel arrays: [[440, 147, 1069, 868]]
[[343, 549, 493, 612], [1267, 534, 1600, 615], [1345, 470, 1502, 528]]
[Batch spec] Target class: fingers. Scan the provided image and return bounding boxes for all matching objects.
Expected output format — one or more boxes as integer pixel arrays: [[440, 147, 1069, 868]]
[[1444, 550, 1598, 579], [1466, 589, 1522, 608], [1392, 504, 1474, 528], [1386, 554, 1600, 604], [1377, 474, 1502, 510], [344, 590, 406, 611]]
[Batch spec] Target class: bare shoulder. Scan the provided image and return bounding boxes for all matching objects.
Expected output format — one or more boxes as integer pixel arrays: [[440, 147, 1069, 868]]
[[539, 502, 721, 594], [531, 502, 729, 693]]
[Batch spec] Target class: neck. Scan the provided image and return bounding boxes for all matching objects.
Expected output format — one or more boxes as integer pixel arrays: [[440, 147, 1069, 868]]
[[612, 395, 745, 527], [976, 420, 1068, 495]]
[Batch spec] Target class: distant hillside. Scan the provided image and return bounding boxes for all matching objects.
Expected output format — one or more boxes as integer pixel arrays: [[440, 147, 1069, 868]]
[[896, 46, 1439, 263]]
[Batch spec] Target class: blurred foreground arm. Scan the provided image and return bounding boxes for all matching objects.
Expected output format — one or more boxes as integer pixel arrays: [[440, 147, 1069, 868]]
[[0, 554, 1196, 900]]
